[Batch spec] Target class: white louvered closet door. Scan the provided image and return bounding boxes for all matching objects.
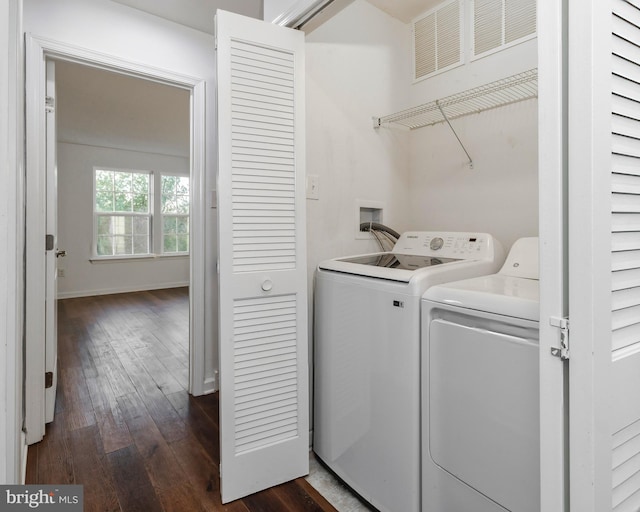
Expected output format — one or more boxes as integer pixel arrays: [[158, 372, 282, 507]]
[[567, 0, 640, 510], [215, 10, 308, 504]]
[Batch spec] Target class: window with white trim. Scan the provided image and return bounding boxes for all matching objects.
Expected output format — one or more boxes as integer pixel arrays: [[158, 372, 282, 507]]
[[93, 168, 190, 258], [161, 175, 190, 254], [94, 169, 151, 256]]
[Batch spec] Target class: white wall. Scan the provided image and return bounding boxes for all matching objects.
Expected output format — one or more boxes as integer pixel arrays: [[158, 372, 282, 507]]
[[408, 99, 538, 250], [24, 0, 219, 390], [1, 0, 25, 484], [305, 0, 413, 267], [57, 143, 190, 298]]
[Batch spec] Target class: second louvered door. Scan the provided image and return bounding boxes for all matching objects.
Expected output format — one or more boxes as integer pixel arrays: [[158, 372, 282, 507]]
[[215, 10, 308, 504], [566, 0, 640, 510]]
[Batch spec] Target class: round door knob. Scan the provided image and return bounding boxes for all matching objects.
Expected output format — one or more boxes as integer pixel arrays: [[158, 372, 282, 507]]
[[261, 279, 273, 292]]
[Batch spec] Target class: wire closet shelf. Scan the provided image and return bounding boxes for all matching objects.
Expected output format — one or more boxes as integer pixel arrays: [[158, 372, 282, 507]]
[[373, 68, 538, 131]]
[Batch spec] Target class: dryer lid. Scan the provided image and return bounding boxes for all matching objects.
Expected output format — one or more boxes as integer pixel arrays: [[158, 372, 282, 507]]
[[498, 237, 539, 279]]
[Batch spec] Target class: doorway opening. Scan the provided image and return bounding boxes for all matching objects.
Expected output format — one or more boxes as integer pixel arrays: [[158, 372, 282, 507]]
[[24, 35, 206, 444]]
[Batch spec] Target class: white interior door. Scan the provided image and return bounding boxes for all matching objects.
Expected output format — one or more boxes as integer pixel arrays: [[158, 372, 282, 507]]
[[45, 59, 59, 423], [215, 9, 308, 503], [25, 43, 55, 443], [567, 0, 640, 510]]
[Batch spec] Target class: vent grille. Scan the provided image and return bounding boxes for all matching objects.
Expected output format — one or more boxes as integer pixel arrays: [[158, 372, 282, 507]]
[[505, 0, 537, 44], [474, 0, 536, 57], [611, 0, 640, 360], [414, 0, 462, 81], [414, 13, 436, 78], [230, 39, 297, 273], [233, 295, 299, 454]]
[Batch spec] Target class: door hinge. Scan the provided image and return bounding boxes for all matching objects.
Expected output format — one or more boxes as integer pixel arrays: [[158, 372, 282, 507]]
[[45, 95, 55, 113], [45, 371, 53, 389], [45, 234, 55, 251], [550, 316, 570, 360]]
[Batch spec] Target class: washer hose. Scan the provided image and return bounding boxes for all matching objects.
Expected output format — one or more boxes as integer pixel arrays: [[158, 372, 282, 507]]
[[359, 222, 401, 240]]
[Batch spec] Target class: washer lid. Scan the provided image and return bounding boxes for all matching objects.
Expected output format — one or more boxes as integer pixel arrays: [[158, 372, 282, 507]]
[[317, 253, 462, 282], [424, 274, 539, 321], [317, 231, 503, 283]]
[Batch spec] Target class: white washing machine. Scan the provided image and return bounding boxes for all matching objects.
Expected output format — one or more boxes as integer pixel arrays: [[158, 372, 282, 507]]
[[313, 231, 505, 512], [421, 237, 540, 512]]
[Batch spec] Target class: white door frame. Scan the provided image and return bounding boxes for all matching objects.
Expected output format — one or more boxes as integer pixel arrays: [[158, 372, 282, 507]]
[[24, 34, 207, 443], [1, 0, 25, 484], [537, 0, 569, 510]]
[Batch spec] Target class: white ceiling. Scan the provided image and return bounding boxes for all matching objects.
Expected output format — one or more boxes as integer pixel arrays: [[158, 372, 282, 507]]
[[56, 60, 190, 157], [108, 0, 440, 35], [111, 0, 263, 34], [365, 0, 442, 23]]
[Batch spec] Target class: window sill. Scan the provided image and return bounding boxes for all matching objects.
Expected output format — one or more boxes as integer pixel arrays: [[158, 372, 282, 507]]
[[90, 253, 189, 263]]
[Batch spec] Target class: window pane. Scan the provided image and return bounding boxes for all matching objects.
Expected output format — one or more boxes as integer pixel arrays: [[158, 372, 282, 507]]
[[133, 217, 148, 235], [114, 172, 132, 193], [177, 217, 188, 234], [164, 217, 177, 234], [164, 234, 177, 253], [176, 196, 189, 214], [177, 234, 189, 252], [114, 192, 131, 212], [132, 193, 148, 213], [162, 175, 177, 194], [96, 192, 113, 212], [132, 173, 148, 194], [95, 170, 113, 192], [97, 236, 113, 256], [113, 235, 132, 255], [97, 216, 111, 235], [177, 177, 189, 195], [133, 235, 148, 254], [162, 195, 177, 214]]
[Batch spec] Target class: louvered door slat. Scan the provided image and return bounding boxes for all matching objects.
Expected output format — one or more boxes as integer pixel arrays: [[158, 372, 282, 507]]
[[613, 268, 640, 290], [613, 287, 640, 310], [613, 154, 640, 176], [613, 250, 640, 270], [613, 172, 640, 192], [613, 114, 640, 140], [612, 304, 640, 329]]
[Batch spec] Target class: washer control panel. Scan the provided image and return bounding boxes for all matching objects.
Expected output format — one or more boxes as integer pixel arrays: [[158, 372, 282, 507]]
[[392, 232, 496, 260]]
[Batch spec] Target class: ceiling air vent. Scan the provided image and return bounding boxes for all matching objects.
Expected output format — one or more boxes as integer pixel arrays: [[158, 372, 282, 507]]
[[414, 0, 462, 81], [474, 0, 537, 57]]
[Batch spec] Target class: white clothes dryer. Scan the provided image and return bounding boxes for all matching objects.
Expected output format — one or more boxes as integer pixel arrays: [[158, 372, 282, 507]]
[[421, 237, 540, 512], [313, 232, 505, 512]]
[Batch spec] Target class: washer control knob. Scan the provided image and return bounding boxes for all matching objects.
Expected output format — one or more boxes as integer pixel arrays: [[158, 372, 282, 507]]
[[430, 237, 444, 251], [261, 279, 273, 292]]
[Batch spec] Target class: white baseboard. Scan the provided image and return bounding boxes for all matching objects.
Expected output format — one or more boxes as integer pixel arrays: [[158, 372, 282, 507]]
[[202, 371, 218, 395], [57, 281, 189, 299], [21, 432, 27, 484]]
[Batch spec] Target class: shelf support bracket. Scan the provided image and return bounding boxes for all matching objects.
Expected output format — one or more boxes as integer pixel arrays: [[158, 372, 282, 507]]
[[436, 100, 473, 169]]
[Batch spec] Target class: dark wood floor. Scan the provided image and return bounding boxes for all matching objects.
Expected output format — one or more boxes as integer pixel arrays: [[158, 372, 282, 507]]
[[26, 288, 336, 512]]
